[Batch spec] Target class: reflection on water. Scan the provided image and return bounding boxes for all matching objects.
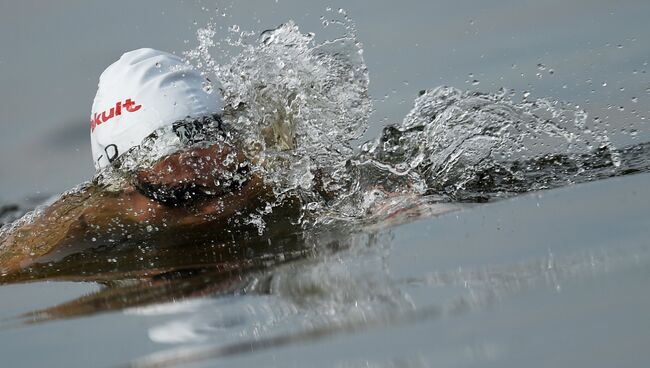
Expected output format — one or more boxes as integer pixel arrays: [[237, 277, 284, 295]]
[[1, 197, 458, 324], [1, 173, 650, 368], [125, 173, 650, 368], [2, 203, 309, 322]]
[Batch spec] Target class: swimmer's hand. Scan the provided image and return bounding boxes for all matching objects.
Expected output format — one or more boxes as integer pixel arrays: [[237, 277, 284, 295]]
[[134, 144, 251, 205]]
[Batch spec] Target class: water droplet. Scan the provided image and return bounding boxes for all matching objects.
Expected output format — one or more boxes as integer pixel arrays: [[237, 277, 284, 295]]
[[631, 97, 638, 103], [471, 79, 480, 86], [537, 63, 546, 71], [602, 82, 608, 87], [617, 44, 623, 49], [202, 81, 213, 94], [155, 62, 162, 68]]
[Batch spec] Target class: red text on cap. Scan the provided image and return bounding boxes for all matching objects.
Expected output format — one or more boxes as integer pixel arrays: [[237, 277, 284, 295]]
[[91, 98, 141, 132]]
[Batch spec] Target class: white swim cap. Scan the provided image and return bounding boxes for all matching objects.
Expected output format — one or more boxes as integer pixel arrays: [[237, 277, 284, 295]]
[[90, 48, 223, 170]]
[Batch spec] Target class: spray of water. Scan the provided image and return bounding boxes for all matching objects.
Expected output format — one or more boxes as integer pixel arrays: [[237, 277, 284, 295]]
[[84, 11, 648, 231], [4, 10, 648, 236]]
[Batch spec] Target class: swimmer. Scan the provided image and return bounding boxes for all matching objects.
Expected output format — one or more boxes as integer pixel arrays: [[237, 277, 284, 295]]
[[0, 48, 299, 277]]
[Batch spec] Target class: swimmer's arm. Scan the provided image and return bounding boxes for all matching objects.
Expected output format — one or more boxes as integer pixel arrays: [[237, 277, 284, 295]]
[[0, 183, 173, 275]]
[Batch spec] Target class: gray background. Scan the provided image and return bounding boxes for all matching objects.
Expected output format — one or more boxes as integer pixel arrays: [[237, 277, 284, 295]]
[[1, 0, 648, 201]]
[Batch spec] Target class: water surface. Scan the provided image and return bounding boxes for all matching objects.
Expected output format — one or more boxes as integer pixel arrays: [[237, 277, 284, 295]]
[[1, 173, 649, 367]]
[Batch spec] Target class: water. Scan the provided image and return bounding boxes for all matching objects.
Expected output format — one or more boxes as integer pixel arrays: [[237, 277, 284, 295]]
[[1, 174, 649, 367], [2, 2, 650, 367]]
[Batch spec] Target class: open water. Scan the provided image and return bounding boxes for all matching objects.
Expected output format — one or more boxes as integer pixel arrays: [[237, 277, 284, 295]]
[[1, 1, 650, 367]]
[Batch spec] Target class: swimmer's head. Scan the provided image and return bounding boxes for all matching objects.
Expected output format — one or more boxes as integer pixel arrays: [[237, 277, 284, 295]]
[[90, 48, 223, 170]]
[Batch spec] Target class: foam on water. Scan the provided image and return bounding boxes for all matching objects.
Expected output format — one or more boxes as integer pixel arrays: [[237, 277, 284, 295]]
[[214, 21, 371, 197], [353, 86, 620, 201], [4, 15, 644, 233], [173, 16, 650, 228]]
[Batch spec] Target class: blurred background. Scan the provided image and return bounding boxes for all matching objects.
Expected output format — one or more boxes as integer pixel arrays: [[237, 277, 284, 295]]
[[1, 0, 648, 202]]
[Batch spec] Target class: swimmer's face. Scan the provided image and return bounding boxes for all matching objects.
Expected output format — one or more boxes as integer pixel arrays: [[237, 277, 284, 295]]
[[135, 143, 252, 205]]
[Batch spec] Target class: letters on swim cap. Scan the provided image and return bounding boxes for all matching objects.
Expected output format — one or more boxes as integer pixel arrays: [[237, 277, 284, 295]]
[[90, 48, 224, 170], [90, 99, 142, 132]]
